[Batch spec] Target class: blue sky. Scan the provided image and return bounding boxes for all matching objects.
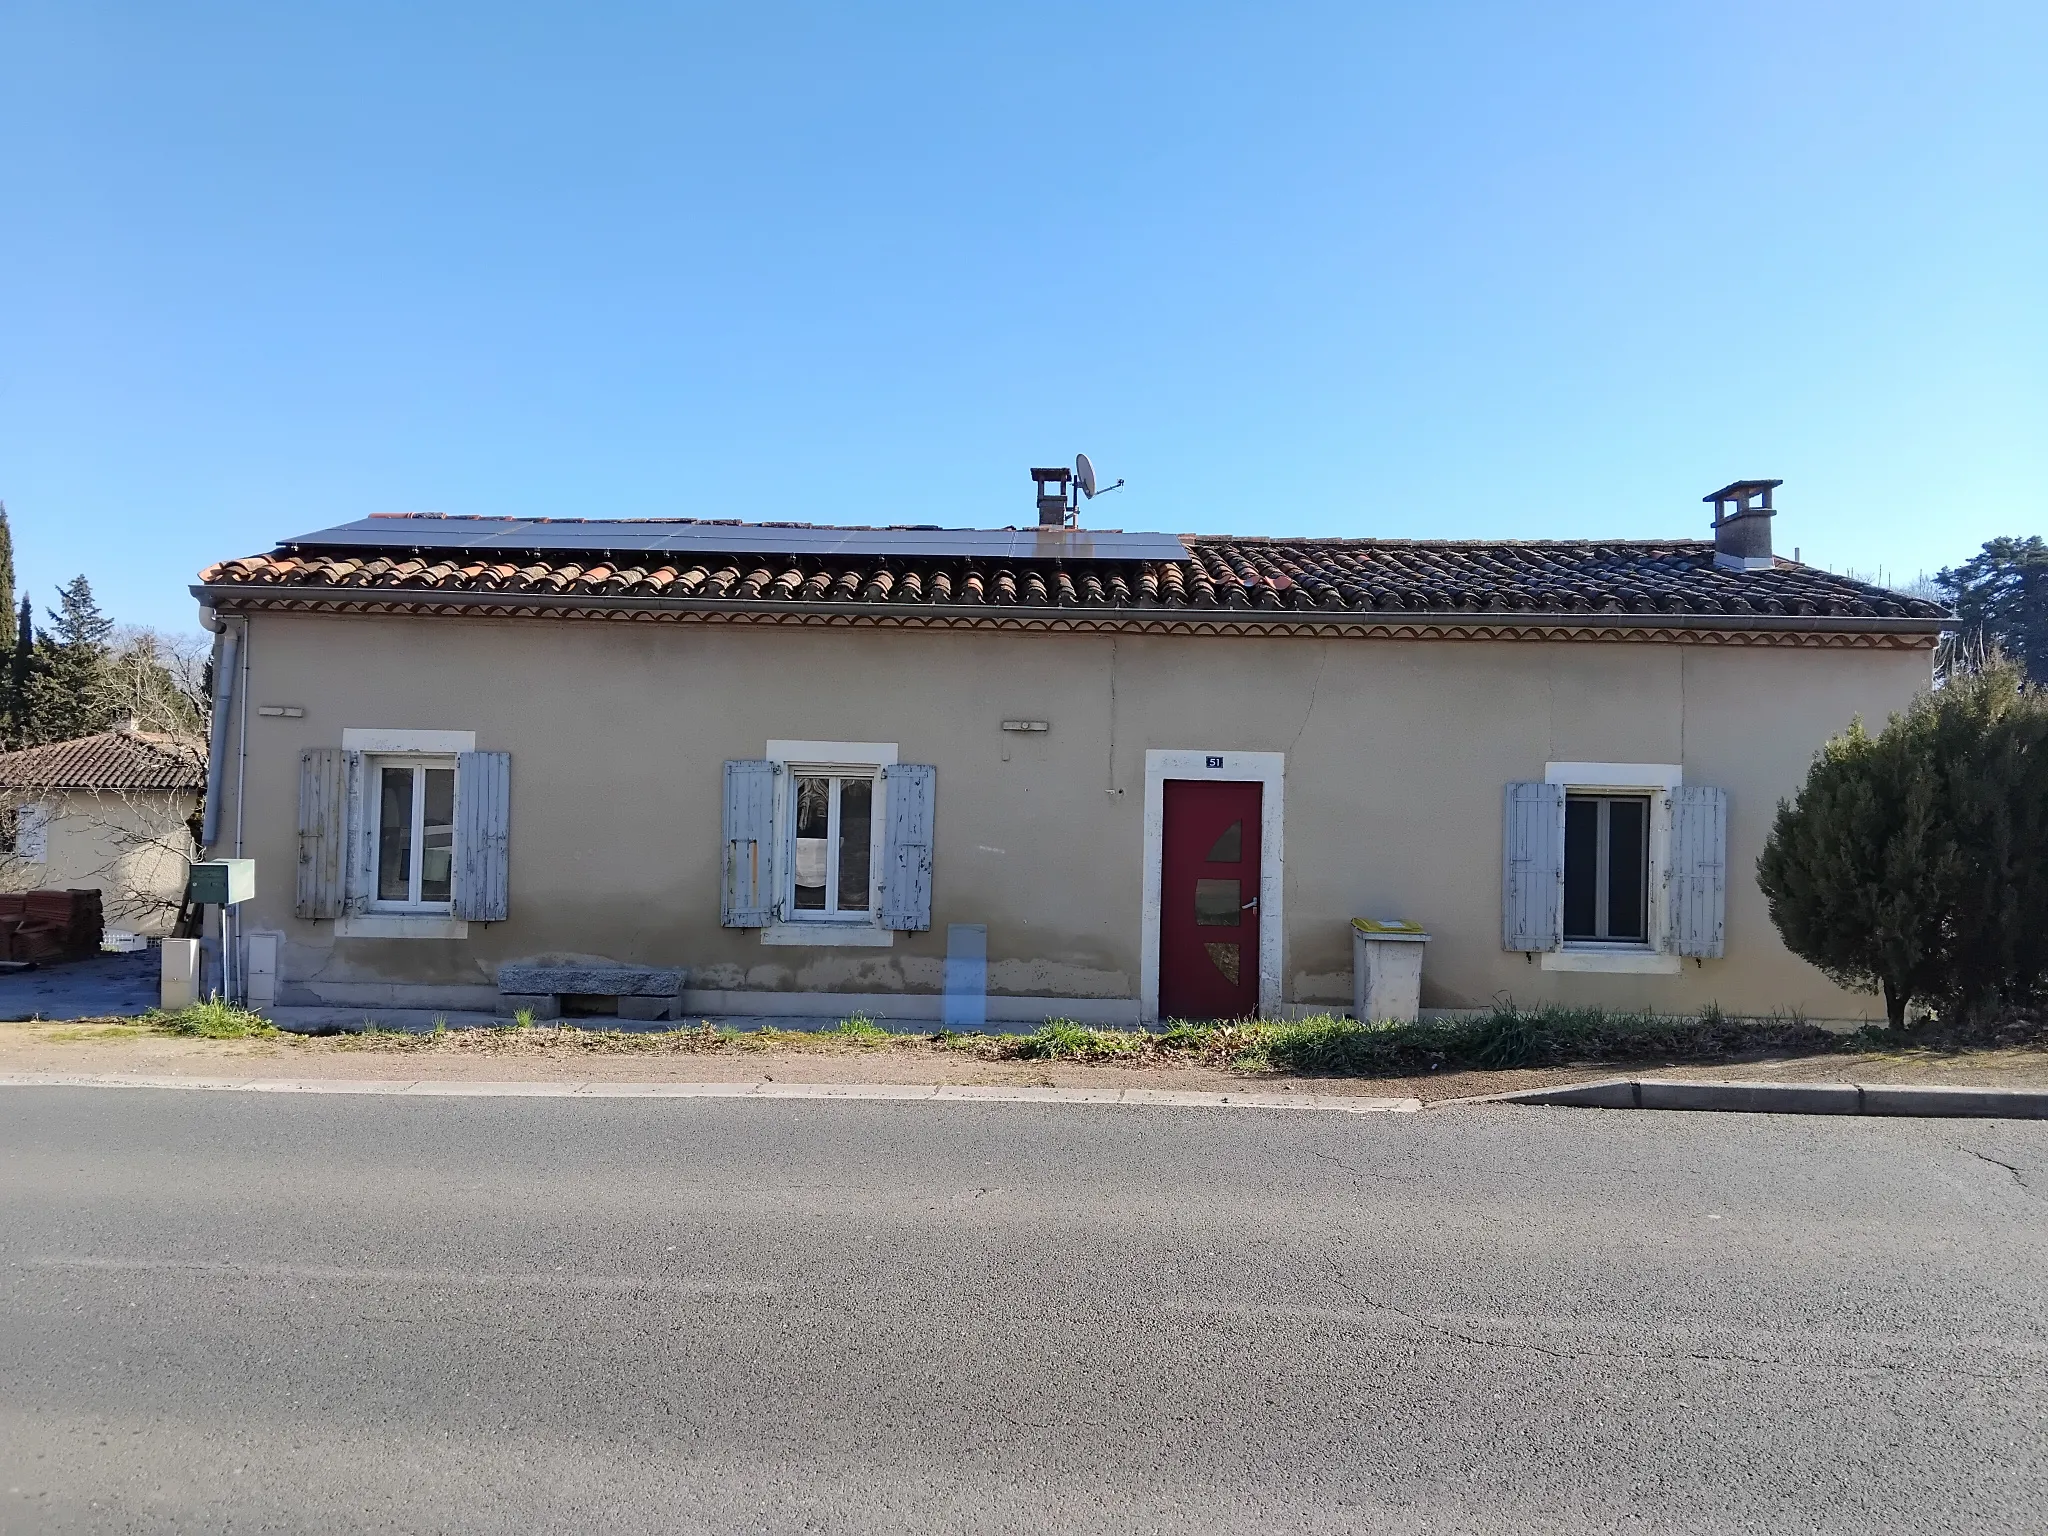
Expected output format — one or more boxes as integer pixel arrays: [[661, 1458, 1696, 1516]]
[[3, 2, 2042, 632]]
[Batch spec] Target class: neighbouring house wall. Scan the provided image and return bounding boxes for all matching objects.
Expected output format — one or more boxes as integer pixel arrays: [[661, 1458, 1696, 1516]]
[[223, 612, 1932, 1021], [0, 789, 198, 936]]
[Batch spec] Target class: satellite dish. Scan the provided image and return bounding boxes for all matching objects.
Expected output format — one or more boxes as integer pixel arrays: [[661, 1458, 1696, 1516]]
[[1075, 453, 1098, 499]]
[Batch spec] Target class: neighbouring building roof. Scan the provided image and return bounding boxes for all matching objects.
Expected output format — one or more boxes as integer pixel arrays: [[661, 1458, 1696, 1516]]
[[195, 517, 1951, 646], [0, 727, 207, 793]]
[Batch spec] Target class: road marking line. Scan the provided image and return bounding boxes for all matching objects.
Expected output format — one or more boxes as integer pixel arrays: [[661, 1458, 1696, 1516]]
[[0, 1071, 1420, 1113]]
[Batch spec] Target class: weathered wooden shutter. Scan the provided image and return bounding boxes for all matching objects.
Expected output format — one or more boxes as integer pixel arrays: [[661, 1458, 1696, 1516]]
[[15, 801, 50, 864], [1502, 781, 1565, 952], [342, 749, 372, 914], [722, 760, 775, 927], [1666, 785, 1728, 958], [454, 750, 512, 922], [295, 747, 349, 918], [880, 763, 936, 931]]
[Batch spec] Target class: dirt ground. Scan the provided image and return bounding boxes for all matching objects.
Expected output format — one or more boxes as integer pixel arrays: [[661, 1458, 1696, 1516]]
[[7, 1020, 2048, 1104]]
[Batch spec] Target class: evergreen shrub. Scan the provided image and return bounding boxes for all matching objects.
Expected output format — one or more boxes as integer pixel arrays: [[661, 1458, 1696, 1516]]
[[1758, 660, 2048, 1027]]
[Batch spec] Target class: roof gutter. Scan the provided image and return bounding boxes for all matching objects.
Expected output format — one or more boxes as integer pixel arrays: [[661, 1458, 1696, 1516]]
[[188, 583, 1953, 640]]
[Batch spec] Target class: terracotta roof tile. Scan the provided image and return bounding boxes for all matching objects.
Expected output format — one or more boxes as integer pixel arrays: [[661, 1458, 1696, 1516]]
[[195, 524, 1952, 626], [0, 728, 206, 791]]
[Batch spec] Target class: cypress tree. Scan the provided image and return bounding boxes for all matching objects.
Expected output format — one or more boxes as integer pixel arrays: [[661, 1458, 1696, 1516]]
[[4, 596, 29, 747], [0, 502, 14, 652]]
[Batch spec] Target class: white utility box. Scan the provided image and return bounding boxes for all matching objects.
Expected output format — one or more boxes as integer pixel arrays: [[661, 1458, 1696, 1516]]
[[161, 938, 201, 1011], [1352, 919, 1430, 1023], [243, 932, 280, 1012]]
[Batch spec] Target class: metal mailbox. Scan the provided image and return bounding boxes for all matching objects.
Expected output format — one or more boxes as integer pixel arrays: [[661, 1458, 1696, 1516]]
[[187, 859, 256, 907]]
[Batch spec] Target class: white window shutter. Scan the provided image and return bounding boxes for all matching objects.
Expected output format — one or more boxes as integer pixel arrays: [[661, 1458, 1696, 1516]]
[[453, 750, 511, 922], [722, 760, 775, 927], [341, 749, 372, 914], [16, 801, 49, 865], [295, 748, 349, 918], [1502, 781, 1564, 951], [880, 763, 936, 931], [1667, 785, 1728, 958]]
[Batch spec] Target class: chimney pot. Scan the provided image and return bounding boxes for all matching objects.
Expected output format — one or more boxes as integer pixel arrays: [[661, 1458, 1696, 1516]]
[[1704, 479, 1781, 571]]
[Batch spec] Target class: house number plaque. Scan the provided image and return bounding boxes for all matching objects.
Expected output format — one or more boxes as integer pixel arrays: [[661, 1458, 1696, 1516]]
[[1206, 755, 1224, 769]]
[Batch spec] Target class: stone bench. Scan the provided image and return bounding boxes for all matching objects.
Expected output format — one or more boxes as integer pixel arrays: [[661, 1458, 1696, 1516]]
[[496, 965, 686, 1023]]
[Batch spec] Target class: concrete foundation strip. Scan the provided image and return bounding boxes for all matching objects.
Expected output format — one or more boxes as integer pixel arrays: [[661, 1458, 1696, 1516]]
[[1496, 1077, 2048, 1119], [0, 1072, 1421, 1113]]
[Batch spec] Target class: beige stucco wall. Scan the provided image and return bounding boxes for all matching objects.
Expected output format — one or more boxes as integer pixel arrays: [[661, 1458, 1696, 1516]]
[[222, 611, 1933, 1022], [2, 789, 197, 936]]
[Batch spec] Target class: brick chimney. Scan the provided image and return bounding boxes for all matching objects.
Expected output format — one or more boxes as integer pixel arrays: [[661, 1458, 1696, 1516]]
[[1705, 479, 1781, 571], [1030, 466, 1072, 528]]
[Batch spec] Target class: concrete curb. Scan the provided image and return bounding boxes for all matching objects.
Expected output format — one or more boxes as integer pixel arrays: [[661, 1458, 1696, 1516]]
[[0, 1072, 1421, 1114], [1501, 1077, 2048, 1119]]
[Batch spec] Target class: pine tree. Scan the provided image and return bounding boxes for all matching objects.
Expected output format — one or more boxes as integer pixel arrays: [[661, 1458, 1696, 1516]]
[[1937, 537, 2048, 685], [26, 575, 119, 744]]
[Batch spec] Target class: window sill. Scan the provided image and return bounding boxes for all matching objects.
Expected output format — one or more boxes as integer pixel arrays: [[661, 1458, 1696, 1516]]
[[762, 921, 895, 948], [1541, 948, 1681, 975], [335, 913, 470, 940]]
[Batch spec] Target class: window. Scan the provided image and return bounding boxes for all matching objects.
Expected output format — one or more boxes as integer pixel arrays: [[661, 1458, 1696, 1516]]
[[790, 772, 875, 918], [735, 740, 913, 947], [372, 758, 456, 910], [1564, 794, 1649, 943], [310, 732, 505, 937], [12, 802, 49, 865]]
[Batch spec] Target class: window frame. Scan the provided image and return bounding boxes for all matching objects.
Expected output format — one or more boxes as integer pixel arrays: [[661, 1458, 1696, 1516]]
[[1541, 761, 1682, 975], [762, 739, 898, 948], [1563, 792, 1652, 945], [783, 768, 881, 924], [367, 754, 459, 914], [8, 800, 49, 864], [334, 729, 477, 940]]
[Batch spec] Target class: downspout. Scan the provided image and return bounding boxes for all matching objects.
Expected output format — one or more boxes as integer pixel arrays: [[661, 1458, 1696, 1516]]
[[198, 613, 240, 851], [229, 618, 253, 1003], [235, 615, 250, 859]]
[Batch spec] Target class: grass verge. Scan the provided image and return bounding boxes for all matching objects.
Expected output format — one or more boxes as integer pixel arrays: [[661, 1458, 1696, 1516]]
[[31, 1000, 2046, 1079], [292, 1002, 1879, 1076]]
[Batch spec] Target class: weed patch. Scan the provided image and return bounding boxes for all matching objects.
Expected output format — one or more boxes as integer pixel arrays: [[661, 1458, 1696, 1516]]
[[1006, 1022, 1146, 1061], [43, 1023, 152, 1042], [149, 999, 280, 1040]]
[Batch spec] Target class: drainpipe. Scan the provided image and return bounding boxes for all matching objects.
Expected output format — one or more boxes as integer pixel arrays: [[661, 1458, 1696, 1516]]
[[199, 616, 240, 851], [229, 617, 252, 1004], [195, 612, 243, 1003], [234, 615, 250, 860]]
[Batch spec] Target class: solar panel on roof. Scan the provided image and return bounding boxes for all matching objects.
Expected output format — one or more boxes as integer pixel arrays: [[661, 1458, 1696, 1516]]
[[281, 517, 1190, 563]]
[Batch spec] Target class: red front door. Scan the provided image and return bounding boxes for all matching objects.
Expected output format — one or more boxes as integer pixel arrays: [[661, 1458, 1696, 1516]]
[[1160, 779, 1262, 1021]]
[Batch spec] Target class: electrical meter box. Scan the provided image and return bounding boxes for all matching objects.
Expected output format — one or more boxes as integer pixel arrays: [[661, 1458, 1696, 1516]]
[[187, 859, 256, 907]]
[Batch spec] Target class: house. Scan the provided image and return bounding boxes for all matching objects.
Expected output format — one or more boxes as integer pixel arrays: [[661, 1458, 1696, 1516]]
[[189, 478, 1948, 1025], [0, 724, 206, 938]]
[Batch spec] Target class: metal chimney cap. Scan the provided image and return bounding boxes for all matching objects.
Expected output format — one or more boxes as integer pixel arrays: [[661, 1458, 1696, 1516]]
[[1703, 479, 1783, 505], [1709, 479, 1780, 571]]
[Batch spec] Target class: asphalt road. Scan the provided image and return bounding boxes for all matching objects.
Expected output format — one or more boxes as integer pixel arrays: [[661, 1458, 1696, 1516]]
[[3, 1090, 2045, 1534]]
